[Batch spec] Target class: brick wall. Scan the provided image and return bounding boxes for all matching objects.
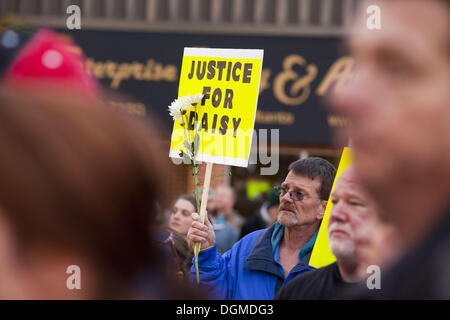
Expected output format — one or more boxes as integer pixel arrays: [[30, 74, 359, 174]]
[[186, 163, 228, 197], [164, 160, 228, 210]]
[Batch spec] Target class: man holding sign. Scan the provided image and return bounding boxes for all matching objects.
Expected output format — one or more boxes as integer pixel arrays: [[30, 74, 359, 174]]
[[169, 47, 264, 285], [187, 157, 336, 299]]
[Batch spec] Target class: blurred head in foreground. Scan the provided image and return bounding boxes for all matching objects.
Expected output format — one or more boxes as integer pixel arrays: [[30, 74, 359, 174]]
[[328, 0, 450, 248], [0, 87, 166, 299]]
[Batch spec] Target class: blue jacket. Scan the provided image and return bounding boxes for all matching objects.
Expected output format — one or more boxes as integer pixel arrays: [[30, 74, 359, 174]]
[[191, 222, 317, 300]]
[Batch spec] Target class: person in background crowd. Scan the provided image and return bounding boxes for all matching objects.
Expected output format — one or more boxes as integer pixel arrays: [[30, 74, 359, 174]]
[[210, 210, 239, 254], [198, 187, 216, 213], [275, 166, 400, 299], [240, 186, 279, 239], [168, 195, 197, 237], [198, 187, 238, 254], [328, 0, 450, 298], [214, 185, 245, 233], [187, 157, 336, 299], [233, 174, 267, 224]]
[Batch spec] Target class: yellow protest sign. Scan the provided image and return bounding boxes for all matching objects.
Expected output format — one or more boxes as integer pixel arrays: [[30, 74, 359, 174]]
[[169, 48, 264, 167], [309, 147, 354, 268]]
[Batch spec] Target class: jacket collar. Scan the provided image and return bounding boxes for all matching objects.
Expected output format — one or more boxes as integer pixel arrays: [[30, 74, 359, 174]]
[[244, 223, 318, 278], [244, 223, 283, 278]]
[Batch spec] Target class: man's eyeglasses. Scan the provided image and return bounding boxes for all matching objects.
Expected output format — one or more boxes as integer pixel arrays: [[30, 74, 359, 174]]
[[274, 185, 320, 202]]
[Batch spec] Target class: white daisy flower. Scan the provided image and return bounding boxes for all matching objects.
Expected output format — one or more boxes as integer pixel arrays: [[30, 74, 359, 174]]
[[184, 93, 204, 107], [168, 98, 182, 121], [168, 94, 204, 121]]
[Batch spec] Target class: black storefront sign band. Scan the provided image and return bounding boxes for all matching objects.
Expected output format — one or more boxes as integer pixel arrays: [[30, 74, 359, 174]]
[[68, 29, 352, 146]]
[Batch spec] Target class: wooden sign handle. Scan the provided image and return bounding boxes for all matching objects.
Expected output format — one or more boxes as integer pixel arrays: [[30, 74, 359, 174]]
[[199, 162, 213, 224], [193, 162, 214, 283]]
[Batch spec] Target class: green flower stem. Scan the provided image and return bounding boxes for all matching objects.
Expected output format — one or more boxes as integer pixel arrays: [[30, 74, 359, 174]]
[[194, 238, 201, 284], [193, 164, 201, 284], [178, 103, 204, 284], [189, 105, 202, 284]]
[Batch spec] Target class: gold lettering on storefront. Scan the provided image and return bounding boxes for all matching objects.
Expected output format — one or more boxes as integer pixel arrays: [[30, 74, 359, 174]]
[[259, 68, 272, 94], [327, 115, 349, 128], [256, 110, 295, 125], [106, 100, 147, 117], [273, 55, 318, 106], [316, 56, 355, 96], [86, 58, 178, 89]]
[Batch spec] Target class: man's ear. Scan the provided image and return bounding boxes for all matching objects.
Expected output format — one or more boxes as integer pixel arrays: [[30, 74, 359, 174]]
[[317, 200, 327, 220]]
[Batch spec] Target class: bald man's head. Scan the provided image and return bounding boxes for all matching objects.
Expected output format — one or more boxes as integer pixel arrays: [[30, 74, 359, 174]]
[[327, 166, 378, 259]]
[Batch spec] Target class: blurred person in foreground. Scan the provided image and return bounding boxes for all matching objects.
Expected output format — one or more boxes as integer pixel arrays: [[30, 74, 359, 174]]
[[0, 87, 200, 299], [329, 0, 450, 298], [187, 157, 336, 299], [275, 166, 401, 299]]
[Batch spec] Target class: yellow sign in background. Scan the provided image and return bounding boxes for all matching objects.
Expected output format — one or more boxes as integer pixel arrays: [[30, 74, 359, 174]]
[[309, 147, 354, 268], [169, 48, 264, 167]]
